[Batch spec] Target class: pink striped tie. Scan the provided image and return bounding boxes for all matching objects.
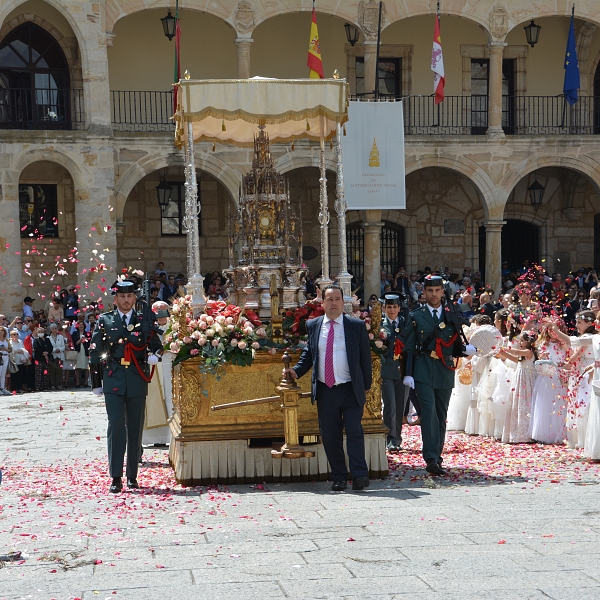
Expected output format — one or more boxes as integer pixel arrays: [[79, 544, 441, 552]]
[[324, 320, 336, 388]]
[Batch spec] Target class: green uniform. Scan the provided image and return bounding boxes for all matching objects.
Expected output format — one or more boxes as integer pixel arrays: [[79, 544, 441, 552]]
[[404, 305, 461, 464], [380, 315, 407, 447], [90, 309, 162, 480]]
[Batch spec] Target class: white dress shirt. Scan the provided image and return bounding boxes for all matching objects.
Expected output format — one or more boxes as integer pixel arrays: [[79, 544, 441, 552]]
[[426, 304, 442, 320], [118, 310, 134, 326], [317, 314, 351, 385]]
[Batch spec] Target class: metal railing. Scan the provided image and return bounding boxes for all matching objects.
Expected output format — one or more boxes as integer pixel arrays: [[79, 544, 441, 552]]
[[0, 88, 84, 130], [111, 90, 174, 132], [402, 95, 600, 135]]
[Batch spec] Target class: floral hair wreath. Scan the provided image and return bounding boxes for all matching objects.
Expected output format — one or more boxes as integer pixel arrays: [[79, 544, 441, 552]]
[[576, 313, 595, 322], [515, 281, 537, 295]]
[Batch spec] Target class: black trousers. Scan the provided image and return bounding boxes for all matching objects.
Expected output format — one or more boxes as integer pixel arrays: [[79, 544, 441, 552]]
[[316, 381, 368, 481], [104, 392, 146, 479], [381, 378, 407, 444]]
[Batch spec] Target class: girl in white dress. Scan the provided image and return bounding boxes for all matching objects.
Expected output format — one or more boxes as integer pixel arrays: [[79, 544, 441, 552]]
[[529, 318, 569, 444], [582, 315, 600, 460], [491, 309, 518, 439], [551, 311, 597, 449], [498, 331, 537, 444]]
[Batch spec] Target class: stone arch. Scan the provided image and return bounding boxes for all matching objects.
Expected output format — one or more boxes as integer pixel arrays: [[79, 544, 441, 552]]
[[114, 152, 242, 222], [0, 0, 88, 70], [406, 155, 503, 219], [12, 148, 88, 192], [276, 152, 337, 176], [0, 14, 83, 96], [499, 156, 600, 200], [507, 13, 600, 39], [105, 0, 236, 35]]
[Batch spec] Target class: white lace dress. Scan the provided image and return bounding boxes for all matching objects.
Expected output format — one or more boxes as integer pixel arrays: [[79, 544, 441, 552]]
[[566, 334, 595, 449], [502, 355, 536, 444], [584, 336, 600, 460], [529, 342, 568, 444], [491, 337, 516, 439]]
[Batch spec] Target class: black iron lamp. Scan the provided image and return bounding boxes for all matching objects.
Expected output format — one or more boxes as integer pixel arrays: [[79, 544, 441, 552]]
[[161, 9, 177, 41], [527, 177, 545, 210], [155, 170, 172, 213], [344, 23, 360, 46], [524, 20, 541, 48]]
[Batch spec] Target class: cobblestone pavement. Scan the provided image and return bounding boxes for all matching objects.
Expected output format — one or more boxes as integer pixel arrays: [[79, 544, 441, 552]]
[[1, 389, 600, 599]]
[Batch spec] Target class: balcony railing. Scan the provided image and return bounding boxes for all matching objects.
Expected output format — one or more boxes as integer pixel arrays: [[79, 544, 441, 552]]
[[111, 90, 174, 132], [0, 88, 84, 130], [403, 95, 600, 135], [1, 89, 599, 136]]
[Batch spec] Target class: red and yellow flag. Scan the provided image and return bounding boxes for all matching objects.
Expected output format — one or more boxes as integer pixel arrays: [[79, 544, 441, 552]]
[[307, 3, 324, 79]]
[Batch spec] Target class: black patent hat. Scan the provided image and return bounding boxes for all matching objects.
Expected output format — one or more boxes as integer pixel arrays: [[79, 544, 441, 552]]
[[423, 275, 444, 287], [110, 279, 138, 295]]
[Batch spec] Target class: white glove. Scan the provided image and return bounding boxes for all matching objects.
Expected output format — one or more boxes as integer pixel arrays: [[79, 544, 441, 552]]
[[92, 387, 103, 396], [464, 344, 477, 356], [403, 376, 415, 389], [147, 353, 159, 365]]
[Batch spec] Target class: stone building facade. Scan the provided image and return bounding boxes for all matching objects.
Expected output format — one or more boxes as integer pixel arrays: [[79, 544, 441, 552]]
[[2, 0, 600, 313]]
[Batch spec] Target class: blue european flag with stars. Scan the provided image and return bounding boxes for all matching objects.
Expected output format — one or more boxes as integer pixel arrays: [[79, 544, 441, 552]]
[[563, 11, 580, 106]]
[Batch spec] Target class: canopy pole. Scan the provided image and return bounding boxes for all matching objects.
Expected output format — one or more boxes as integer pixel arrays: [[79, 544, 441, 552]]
[[184, 121, 205, 313], [335, 122, 352, 313], [318, 115, 331, 286]]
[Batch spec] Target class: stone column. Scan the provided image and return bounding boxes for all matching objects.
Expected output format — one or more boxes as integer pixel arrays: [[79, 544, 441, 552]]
[[363, 210, 383, 302], [484, 220, 506, 299], [235, 38, 253, 79], [0, 176, 24, 315], [486, 42, 506, 139], [73, 148, 118, 307], [362, 40, 378, 98]]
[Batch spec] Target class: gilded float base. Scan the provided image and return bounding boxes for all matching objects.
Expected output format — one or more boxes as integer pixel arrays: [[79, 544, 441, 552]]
[[168, 352, 388, 485]]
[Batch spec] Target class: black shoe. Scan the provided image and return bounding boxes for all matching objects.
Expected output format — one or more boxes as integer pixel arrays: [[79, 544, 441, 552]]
[[386, 442, 400, 453], [109, 477, 123, 493], [331, 480, 347, 491], [352, 476, 370, 490], [127, 479, 139, 489], [425, 462, 446, 476]]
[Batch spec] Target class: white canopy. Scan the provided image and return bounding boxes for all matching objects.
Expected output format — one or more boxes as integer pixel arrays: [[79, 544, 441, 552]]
[[174, 77, 349, 148]]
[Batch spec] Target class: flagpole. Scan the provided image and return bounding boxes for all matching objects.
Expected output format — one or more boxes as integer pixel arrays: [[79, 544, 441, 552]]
[[374, 1, 383, 100]]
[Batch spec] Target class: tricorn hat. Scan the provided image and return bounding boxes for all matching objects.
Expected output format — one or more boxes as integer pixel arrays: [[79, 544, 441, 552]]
[[423, 275, 445, 287], [110, 279, 138, 295]]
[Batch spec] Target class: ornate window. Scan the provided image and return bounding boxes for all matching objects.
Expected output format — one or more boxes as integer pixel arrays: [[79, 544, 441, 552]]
[[0, 23, 71, 129], [161, 182, 202, 237], [19, 184, 59, 238]]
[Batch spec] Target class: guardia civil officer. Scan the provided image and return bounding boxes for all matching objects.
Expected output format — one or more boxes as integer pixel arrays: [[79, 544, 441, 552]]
[[380, 294, 408, 453], [403, 276, 475, 475], [90, 280, 163, 493]]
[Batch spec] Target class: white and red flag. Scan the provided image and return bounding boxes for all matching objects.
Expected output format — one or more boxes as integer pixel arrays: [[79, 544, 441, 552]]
[[431, 14, 445, 104]]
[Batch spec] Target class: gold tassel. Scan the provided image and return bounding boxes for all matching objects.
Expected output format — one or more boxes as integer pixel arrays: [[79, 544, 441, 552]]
[[291, 141, 295, 151], [343, 124, 346, 136], [222, 119, 226, 131], [306, 120, 310, 131], [212, 141, 216, 152], [329, 141, 333, 150]]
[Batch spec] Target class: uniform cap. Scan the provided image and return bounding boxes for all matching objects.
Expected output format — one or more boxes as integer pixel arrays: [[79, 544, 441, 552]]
[[423, 275, 444, 287], [383, 294, 400, 305]]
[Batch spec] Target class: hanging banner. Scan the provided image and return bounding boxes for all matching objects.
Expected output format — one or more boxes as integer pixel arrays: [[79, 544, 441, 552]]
[[341, 100, 406, 210]]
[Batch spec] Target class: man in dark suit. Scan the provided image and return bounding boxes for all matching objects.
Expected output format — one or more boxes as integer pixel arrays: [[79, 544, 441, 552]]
[[284, 284, 372, 491], [90, 280, 163, 493]]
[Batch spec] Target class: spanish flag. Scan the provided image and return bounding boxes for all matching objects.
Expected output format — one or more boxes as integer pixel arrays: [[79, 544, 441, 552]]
[[307, 2, 324, 79]]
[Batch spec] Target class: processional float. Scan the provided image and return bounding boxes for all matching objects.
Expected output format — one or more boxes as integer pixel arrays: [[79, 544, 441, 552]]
[[169, 77, 387, 484]]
